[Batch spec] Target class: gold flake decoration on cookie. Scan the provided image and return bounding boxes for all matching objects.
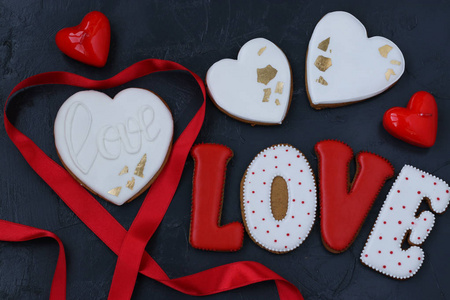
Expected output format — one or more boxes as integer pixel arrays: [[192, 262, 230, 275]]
[[54, 88, 174, 206], [258, 46, 267, 56], [306, 11, 405, 109], [316, 76, 328, 86], [134, 154, 147, 178], [257, 65, 278, 85], [206, 38, 292, 125], [275, 81, 284, 94], [275, 99, 281, 106], [318, 37, 330, 52], [385, 68, 396, 81], [262, 88, 271, 102], [119, 166, 129, 175], [378, 45, 393, 58], [108, 187, 122, 197], [314, 56, 332, 72], [126, 177, 135, 190]]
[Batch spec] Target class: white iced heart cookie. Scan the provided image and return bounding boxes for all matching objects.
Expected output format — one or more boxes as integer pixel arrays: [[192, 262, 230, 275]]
[[54, 88, 173, 206], [206, 38, 292, 125], [306, 11, 405, 109]]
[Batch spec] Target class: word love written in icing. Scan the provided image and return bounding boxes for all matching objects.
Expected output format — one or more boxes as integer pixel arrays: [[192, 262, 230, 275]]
[[65, 102, 160, 173], [188, 142, 450, 278], [54, 88, 173, 206]]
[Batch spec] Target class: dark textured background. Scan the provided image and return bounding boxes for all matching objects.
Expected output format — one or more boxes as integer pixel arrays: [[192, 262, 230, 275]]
[[0, 0, 449, 299]]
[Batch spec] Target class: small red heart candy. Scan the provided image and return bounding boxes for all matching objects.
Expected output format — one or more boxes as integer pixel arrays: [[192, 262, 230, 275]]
[[56, 11, 110, 67], [383, 91, 438, 148]]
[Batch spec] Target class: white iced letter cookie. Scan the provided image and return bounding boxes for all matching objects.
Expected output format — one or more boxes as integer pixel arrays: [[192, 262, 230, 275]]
[[54, 88, 173, 206], [241, 145, 316, 253], [306, 11, 405, 108], [361, 165, 450, 279], [206, 38, 292, 125]]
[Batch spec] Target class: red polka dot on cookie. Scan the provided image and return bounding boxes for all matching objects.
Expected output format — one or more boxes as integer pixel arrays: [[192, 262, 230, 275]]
[[434, 182, 437, 185], [260, 200, 263, 203], [402, 206, 406, 209], [394, 237, 397, 241], [409, 270, 412, 273], [309, 189, 312, 192], [285, 246, 287, 249], [293, 199, 296, 202], [365, 254, 368, 257], [379, 236, 383, 240], [383, 221, 387, 224], [286, 149, 288, 152], [262, 218, 265, 221], [407, 255, 410, 258], [263, 155, 266, 157], [398, 262, 401, 266], [383, 265, 386, 269], [418, 237, 421, 240], [275, 166, 278, 168], [397, 190, 400, 193], [390, 207, 393, 210], [390, 251, 393, 254], [275, 156, 277, 159], [274, 239, 277, 242], [267, 230, 270, 233], [298, 182, 302, 185], [301, 201, 304, 204], [298, 224, 301, 227], [378, 251, 381, 254], [297, 155, 300, 158], [277, 224, 280, 228], [300, 170, 303, 173], [254, 226, 257, 229], [307, 213, 310, 215], [418, 257, 421, 260], [292, 216, 295, 218], [406, 177, 409, 180], [286, 233, 290, 236], [263, 169, 265, 172], [398, 221, 402, 224], [437, 197, 440, 201], [252, 191, 255, 194], [447, 190, 449, 193], [252, 172, 255, 175], [422, 175, 425, 178], [424, 218, 427, 221], [417, 191, 421, 195], [252, 211, 255, 214], [288, 164, 291, 166], [411, 222, 415, 225]]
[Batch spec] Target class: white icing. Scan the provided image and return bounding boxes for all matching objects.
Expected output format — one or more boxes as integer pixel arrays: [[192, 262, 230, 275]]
[[206, 38, 292, 124], [242, 145, 316, 252], [54, 88, 173, 205], [361, 165, 450, 279], [306, 11, 405, 107]]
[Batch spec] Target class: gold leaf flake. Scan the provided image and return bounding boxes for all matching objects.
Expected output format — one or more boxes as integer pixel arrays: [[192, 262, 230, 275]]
[[108, 187, 122, 197], [258, 46, 267, 56], [379, 45, 393, 58], [275, 81, 284, 94], [134, 154, 147, 178], [257, 65, 278, 85], [318, 37, 330, 52], [385, 68, 396, 81], [118, 166, 129, 176], [314, 56, 332, 72], [316, 76, 328, 86], [275, 99, 281, 106], [126, 177, 135, 190], [390, 60, 401, 65], [262, 88, 271, 102]]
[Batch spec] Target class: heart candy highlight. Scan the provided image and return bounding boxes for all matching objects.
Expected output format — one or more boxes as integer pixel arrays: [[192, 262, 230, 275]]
[[383, 91, 438, 148], [54, 88, 174, 205], [56, 11, 110, 67]]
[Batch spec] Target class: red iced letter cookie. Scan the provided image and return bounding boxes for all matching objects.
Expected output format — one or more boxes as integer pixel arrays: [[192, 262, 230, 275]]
[[190, 144, 244, 251], [315, 140, 394, 252]]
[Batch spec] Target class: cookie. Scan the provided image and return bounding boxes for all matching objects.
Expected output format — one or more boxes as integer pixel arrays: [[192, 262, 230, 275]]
[[241, 144, 316, 253], [315, 140, 394, 253], [206, 38, 293, 125], [54, 88, 173, 206], [190, 144, 244, 251], [361, 165, 450, 279], [306, 11, 405, 109], [383, 91, 438, 148]]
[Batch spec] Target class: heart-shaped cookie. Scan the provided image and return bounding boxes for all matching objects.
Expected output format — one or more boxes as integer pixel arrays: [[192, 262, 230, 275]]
[[383, 91, 438, 148], [206, 38, 292, 125], [54, 88, 173, 205], [56, 11, 110, 67], [306, 11, 405, 109]]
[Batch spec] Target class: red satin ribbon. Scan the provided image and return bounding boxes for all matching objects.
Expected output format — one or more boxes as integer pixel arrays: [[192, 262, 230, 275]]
[[3, 59, 303, 299], [0, 220, 66, 300]]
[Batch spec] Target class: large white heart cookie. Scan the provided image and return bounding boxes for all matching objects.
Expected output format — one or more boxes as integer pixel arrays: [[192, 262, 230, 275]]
[[306, 11, 405, 109], [206, 38, 292, 125], [54, 88, 173, 206]]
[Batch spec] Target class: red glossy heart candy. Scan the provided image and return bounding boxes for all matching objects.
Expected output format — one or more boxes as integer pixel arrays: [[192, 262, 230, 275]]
[[56, 11, 110, 67], [383, 91, 438, 148]]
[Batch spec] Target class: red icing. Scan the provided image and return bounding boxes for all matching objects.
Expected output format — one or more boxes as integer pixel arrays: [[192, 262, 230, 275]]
[[190, 144, 244, 251], [315, 140, 394, 252], [55, 11, 110, 67], [383, 91, 438, 148]]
